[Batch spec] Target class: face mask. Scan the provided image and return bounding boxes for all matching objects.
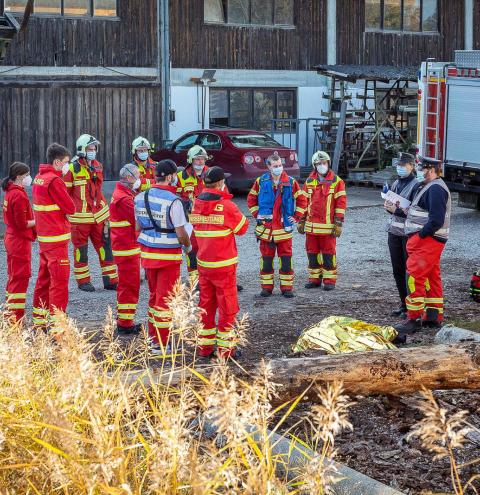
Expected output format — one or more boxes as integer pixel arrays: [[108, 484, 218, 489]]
[[171, 175, 178, 187], [133, 178, 141, 191], [271, 165, 283, 177], [416, 170, 425, 182], [86, 151, 96, 161], [137, 151, 149, 162], [193, 164, 204, 174], [316, 164, 328, 175], [396, 165, 409, 178], [22, 175, 32, 187], [221, 182, 226, 191], [62, 163, 70, 175]]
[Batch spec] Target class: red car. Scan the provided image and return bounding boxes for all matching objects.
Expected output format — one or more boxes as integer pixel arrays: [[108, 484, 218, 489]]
[[151, 129, 300, 190]]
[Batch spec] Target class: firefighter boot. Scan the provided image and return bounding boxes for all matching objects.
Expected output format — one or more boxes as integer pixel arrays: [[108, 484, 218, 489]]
[[305, 281, 322, 289], [103, 276, 118, 291], [282, 290, 294, 298], [117, 323, 142, 335], [260, 288, 273, 297], [79, 282, 95, 292], [391, 307, 407, 318], [393, 318, 422, 344], [323, 284, 335, 291]]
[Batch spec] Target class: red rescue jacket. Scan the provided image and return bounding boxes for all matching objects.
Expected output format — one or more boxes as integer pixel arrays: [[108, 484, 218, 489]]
[[190, 188, 249, 271], [133, 157, 157, 191], [176, 165, 210, 203], [3, 182, 36, 241]]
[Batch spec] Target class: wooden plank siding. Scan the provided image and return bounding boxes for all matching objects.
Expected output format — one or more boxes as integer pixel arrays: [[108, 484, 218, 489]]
[[337, 0, 465, 65], [170, 0, 327, 70], [3, 0, 158, 67], [0, 86, 162, 178]]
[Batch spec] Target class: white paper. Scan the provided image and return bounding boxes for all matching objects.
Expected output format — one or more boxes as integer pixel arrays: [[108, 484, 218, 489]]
[[381, 190, 411, 209], [185, 222, 193, 238]]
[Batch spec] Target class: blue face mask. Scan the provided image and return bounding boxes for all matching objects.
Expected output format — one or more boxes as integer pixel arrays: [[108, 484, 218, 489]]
[[86, 151, 96, 161], [396, 165, 409, 178], [271, 166, 283, 177], [416, 170, 425, 182], [137, 151, 149, 162]]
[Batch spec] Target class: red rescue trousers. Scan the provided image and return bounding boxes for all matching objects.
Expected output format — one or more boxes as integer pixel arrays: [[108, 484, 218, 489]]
[[115, 254, 141, 327], [145, 264, 180, 345], [406, 234, 445, 323], [259, 239, 293, 291], [4, 234, 32, 322], [32, 245, 70, 327], [71, 223, 118, 286], [186, 232, 199, 284], [198, 265, 239, 358], [306, 234, 337, 286]]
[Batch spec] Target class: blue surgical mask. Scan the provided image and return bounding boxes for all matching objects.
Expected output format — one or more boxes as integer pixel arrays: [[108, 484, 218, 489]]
[[271, 165, 283, 177], [137, 151, 149, 162], [396, 165, 409, 178], [416, 170, 425, 182], [86, 151, 96, 161]]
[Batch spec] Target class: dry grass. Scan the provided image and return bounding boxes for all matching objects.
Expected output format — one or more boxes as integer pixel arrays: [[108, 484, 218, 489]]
[[0, 283, 353, 494]]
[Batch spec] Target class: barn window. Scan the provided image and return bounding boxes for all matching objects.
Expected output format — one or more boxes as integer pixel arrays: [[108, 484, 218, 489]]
[[365, 0, 438, 32], [4, 0, 117, 17], [210, 88, 297, 131], [204, 0, 294, 27]]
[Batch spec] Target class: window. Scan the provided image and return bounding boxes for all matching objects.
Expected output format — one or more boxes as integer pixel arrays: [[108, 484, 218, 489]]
[[174, 134, 199, 152], [365, 0, 438, 32], [4, 0, 117, 16], [228, 133, 282, 149], [209, 88, 296, 132], [198, 133, 222, 150], [204, 0, 294, 27]]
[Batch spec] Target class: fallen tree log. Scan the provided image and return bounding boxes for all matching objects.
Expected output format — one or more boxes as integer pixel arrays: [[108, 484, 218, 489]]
[[268, 342, 480, 401]]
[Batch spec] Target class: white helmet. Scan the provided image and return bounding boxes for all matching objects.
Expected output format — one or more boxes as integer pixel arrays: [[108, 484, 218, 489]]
[[312, 150, 331, 166], [131, 136, 151, 155], [76, 134, 100, 157], [187, 145, 209, 164]]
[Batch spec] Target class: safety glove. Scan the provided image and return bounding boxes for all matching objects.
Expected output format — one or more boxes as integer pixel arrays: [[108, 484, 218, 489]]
[[332, 218, 343, 238], [297, 219, 306, 235]]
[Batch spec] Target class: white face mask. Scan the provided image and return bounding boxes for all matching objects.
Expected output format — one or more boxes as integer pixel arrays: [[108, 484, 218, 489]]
[[133, 178, 141, 191], [22, 175, 33, 187], [193, 164, 204, 174], [316, 164, 328, 175], [171, 175, 178, 187], [271, 165, 283, 177], [86, 150, 96, 161], [62, 163, 70, 176]]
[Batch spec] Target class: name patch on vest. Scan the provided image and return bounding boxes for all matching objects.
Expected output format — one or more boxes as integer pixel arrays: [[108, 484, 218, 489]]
[[34, 178, 44, 185], [190, 214, 224, 225]]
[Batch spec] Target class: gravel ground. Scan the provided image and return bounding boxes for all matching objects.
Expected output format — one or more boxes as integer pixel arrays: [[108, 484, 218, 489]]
[[1, 185, 480, 494]]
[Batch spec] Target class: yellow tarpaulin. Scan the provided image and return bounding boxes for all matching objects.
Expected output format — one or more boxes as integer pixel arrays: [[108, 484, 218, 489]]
[[292, 316, 398, 354]]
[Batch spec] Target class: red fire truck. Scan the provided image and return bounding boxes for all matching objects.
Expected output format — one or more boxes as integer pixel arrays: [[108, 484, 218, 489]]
[[417, 51, 480, 209]]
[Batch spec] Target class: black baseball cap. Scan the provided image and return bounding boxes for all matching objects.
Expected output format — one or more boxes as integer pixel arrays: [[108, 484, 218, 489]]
[[156, 159, 177, 178], [418, 156, 442, 169], [399, 152, 415, 165], [204, 166, 231, 185]]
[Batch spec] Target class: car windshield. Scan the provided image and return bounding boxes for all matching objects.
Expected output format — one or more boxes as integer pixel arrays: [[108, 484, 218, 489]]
[[228, 134, 282, 149]]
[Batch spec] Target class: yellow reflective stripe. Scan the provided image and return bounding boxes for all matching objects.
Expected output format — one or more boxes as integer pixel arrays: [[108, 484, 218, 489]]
[[233, 216, 247, 233], [334, 190, 346, 199], [38, 233, 71, 243], [33, 307, 49, 315], [249, 205, 259, 213], [118, 304, 137, 310], [195, 229, 232, 238], [216, 339, 236, 348], [94, 205, 109, 219], [110, 220, 132, 228], [102, 266, 117, 274], [6, 303, 26, 309], [63, 182, 73, 187], [6, 292, 26, 299], [198, 338, 217, 345], [249, 188, 258, 196], [141, 252, 183, 261], [33, 204, 61, 212], [424, 298, 444, 303], [199, 327, 216, 336], [197, 257, 238, 268], [295, 207, 306, 214], [113, 248, 141, 257], [334, 208, 346, 215], [150, 308, 171, 318], [117, 313, 135, 320], [73, 180, 87, 186], [70, 212, 94, 218]]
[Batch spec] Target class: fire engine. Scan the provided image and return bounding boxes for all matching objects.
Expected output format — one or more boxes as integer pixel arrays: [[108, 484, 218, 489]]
[[417, 51, 480, 209]]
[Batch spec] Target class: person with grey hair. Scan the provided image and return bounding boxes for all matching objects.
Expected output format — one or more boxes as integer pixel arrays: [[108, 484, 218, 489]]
[[109, 164, 142, 334]]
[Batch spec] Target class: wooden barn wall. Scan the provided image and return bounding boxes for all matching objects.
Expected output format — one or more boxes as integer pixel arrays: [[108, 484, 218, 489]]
[[170, 0, 327, 70], [474, 0, 480, 49], [337, 0, 465, 66], [3, 0, 157, 67], [0, 86, 162, 179]]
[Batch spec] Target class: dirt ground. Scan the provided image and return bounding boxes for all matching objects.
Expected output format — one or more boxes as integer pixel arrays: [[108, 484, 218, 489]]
[[1, 186, 480, 493]]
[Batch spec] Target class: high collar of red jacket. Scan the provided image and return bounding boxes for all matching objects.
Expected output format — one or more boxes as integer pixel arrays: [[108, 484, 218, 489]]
[[38, 164, 62, 176], [311, 169, 335, 182], [4, 182, 27, 194], [117, 181, 136, 197], [269, 170, 290, 185], [199, 187, 233, 200], [152, 184, 178, 194]]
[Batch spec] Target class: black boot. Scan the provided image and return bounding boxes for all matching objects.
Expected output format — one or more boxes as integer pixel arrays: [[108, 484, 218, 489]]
[[237, 284, 244, 292], [117, 323, 142, 335], [393, 319, 422, 344], [390, 307, 407, 318], [78, 282, 95, 292], [282, 290, 294, 298], [323, 284, 335, 291], [104, 282, 118, 291], [259, 288, 273, 297], [305, 281, 321, 289], [422, 320, 442, 329]]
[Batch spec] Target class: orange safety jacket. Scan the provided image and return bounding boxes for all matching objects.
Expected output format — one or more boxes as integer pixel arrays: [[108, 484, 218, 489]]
[[63, 157, 109, 225], [133, 157, 157, 191], [32, 164, 76, 251], [303, 169, 347, 235], [3, 182, 36, 240], [109, 182, 140, 261], [190, 188, 249, 270], [247, 171, 307, 242]]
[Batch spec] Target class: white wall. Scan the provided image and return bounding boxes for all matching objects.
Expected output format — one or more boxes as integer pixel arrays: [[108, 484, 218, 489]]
[[169, 86, 202, 141]]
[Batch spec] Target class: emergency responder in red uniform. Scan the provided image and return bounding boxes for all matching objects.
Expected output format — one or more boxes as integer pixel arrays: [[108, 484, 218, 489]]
[[130, 136, 157, 191], [247, 152, 307, 298], [2, 162, 36, 322], [190, 166, 249, 360], [32, 143, 76, 328], [299, 151, 347, 290], [63, 134, 118, 292], [110, 164, 142, 334], [176, 145, 210, 285], [134, 160, 191, 355], [394, 157, 451, 343]]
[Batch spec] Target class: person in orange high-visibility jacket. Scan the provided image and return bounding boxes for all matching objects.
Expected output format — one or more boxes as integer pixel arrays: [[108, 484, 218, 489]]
[[247, 152, 307, 298], [176, 145, 210, 285], [2, 162, 36, 323], [32, 143, 76, 329], [63, 134, 118, 292], [190, 166, 249, 360], [300, 151, 347, 290], [110, 164, 143, 334], [130, 136, 157, 191]]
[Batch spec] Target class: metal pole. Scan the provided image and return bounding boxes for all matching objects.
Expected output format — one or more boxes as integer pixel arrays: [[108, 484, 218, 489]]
[[158, 0, 170, 146]]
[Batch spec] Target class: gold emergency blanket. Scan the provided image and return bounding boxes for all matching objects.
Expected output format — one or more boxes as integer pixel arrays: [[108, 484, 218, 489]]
[[293, 316, 398, 354]]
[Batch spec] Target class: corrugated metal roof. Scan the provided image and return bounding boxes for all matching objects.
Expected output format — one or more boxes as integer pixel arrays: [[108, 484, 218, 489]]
[[314, 64, 418, 82]]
